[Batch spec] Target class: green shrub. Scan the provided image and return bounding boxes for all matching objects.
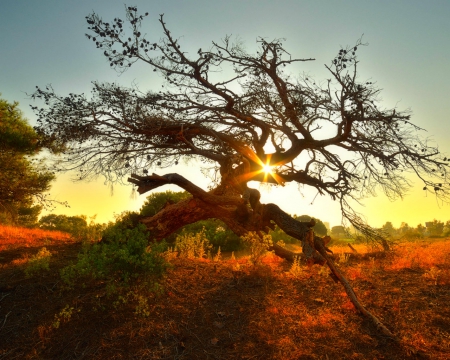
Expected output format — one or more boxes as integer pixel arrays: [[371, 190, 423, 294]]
[[61, 222, 168, 293], [25, 247, 52, 277]]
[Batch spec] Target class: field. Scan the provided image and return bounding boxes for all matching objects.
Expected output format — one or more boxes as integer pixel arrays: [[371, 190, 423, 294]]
[[1, 225, 450, 359]]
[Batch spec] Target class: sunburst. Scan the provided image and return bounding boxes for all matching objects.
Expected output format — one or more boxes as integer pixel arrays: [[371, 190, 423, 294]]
[[262, 164, 274, 174]]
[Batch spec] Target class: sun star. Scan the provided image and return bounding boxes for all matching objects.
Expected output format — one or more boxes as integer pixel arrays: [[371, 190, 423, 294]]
[[262, 164, 273, 174]]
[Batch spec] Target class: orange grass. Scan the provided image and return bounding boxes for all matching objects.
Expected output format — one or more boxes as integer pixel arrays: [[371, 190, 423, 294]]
[[388, 239, 450, 270], [329, 242, 371, 254], [0, 224, 72, 251], [1, 231, 450, 358]]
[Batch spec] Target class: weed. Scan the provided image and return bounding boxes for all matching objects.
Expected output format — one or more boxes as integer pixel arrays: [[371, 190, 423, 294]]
[[338, 252, 350, 265], [53, 305, 78, 329], [213, 246, 222, 262], [318, 264, 329, 278], [423, 266, 441, 285], [163, 246, 178, 261], [24, 247, 52, 277], [175, 228, 212, 259], [242, 232, 273, 265], [289, 256, 303, 277], [276, 240, 286, 248], [134, 294, 151, 317]]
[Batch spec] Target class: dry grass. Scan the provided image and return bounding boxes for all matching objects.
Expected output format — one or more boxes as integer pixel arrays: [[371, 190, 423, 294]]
[[0, 224, 72, 251], [0, 227, 449, 359]]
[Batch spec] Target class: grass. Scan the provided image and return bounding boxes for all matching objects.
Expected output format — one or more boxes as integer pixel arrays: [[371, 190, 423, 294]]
[[0, 224, 72, 251], [0, 226, 449, 359]]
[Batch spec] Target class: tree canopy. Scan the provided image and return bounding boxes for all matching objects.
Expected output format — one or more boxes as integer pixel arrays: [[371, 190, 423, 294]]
[[31, 9, 449, 239], [0, 97, 56, 225]]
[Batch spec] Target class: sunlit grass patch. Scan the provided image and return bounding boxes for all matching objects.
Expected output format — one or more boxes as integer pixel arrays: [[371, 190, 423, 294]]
[[0, 224, 72, 250], [329, 242, 370, 254], [387, 239, 450, 271]]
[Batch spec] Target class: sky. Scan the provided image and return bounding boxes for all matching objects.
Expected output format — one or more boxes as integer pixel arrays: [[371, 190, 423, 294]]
[[1, 0, 450, 228]]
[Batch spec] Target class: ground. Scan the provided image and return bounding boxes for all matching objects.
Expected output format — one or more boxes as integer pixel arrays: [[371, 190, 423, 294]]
[[1, 225, 450, 359]]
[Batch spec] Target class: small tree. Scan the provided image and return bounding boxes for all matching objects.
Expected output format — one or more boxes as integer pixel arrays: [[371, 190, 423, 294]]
[[31, 7, 450, 338], [331, 225, 346, 238], [295, 215, 328, 236], [381, 221, 396, 237], [426, 219, 444, 237]]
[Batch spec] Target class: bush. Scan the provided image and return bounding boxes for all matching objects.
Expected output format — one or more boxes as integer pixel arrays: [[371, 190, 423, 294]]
[[25, 247, 52, 277], [242, 232, 273, 265], [61, 221, 168, 293]]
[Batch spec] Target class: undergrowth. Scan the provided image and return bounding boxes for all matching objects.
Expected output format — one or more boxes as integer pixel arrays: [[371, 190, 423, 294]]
[[24, 247, 52, 277], [60, 221, 169, 298]]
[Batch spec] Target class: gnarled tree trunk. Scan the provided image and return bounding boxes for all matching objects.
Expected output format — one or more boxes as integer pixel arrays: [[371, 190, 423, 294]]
[[128, 172, 397, 341]]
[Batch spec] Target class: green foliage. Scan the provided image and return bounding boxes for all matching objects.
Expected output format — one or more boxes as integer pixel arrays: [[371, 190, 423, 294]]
[[0, 98, 40, 154], [53, 305, 78, 329], [294, 215, 328, 236], [61, 221, 168, 293], [331, 225, 347, 237], [17, 205, 43, 228], [426, 219, 444, 237], [0, 97, 55, 226], [381, 221, 395, 237], [25, 247, 52, 277], [39, 214, 105, 241], [140, 190, 191, 216], [181, 219, 243, 251]]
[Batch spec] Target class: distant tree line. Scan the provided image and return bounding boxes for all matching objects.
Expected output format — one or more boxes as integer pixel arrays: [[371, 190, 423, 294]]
[[378, 220, 450, 239]]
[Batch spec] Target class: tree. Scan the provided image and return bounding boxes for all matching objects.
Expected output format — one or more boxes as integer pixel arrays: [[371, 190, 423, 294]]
[[140, 190, 191, 217], [295, 215, 328, 236], [426, 219, 444, 237], [31, 7, 450, 338], [331, 225, 346, 238], [381, 221, 396, 237], [39, 213, 87, 235], [39, 213, 105, 241], [140, 190, 243, 250], [0, 97, 56, 226]]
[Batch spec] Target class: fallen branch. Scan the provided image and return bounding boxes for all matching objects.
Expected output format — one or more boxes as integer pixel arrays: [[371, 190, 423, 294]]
[[348, 243, 358, 253], [314, 237, 399, 341]]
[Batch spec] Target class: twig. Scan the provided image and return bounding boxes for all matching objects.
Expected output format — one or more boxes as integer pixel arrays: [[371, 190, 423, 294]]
[[0, 311, 11, 330], [0, 293, 10, 302], [347, 243, 358, 253]]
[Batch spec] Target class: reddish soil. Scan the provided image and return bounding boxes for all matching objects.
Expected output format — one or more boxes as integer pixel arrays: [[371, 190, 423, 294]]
[[1, 235, 450, 359]]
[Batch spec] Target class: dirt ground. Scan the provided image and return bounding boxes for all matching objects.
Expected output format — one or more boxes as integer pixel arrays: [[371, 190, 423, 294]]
[[1, 233, 450, 359]]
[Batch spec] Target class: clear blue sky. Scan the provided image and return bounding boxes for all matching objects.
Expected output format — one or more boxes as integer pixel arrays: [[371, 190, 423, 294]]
[[1, 0, 450, 227]]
